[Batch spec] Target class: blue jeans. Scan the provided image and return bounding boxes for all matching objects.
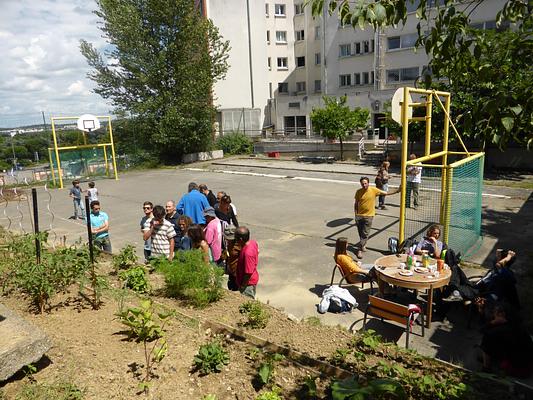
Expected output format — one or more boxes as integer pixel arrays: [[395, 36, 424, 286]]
[[73, 198, 86, 219]]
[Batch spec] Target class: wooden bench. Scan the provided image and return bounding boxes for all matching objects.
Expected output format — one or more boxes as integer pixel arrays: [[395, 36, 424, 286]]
[[363, 295, 424, 348]]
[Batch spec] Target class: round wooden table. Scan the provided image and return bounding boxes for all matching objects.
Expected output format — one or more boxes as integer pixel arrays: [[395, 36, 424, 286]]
[[374, 254, 451, 328]]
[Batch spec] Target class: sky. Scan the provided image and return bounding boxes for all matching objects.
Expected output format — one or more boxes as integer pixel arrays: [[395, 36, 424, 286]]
[[0, 0, 112, 127]]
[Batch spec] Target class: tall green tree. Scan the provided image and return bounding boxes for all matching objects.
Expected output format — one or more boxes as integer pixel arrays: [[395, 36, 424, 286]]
[[310, 96, 369, 160], [305, 0, 532, 149], [80, 0, 230, 162]]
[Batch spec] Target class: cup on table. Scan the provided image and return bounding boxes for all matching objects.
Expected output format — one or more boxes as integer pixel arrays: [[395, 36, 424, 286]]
[[399, 262, 406, 270], [437, 259, 444, 272]]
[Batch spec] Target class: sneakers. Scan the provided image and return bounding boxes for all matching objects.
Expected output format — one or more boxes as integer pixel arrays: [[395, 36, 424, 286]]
[[379, 205, 387, 210], [442, 290, 463, 302]]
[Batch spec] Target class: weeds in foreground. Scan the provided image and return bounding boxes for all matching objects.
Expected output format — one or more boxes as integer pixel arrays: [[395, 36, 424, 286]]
[[115, 299, 173, 393], [239, 300, 270, 329], [13, 381, 84, 400], [330, 376, 406, 400], [193, 339, 230, 375], [1, 233, 90, 313], [255, 386, 283, 400], [154, 250, 224, 308]]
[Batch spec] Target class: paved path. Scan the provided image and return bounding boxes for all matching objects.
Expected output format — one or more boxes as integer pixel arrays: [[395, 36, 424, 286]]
[[1, 156, 531, 376]]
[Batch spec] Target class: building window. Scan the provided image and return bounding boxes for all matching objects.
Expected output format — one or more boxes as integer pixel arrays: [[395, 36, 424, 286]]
[[315, 26, 321, 39], [275, 31, 287, 43], [371, 71, 375, 84], [354, 42, 361, 55], [339, 43, 351, 57], [354, 73, 361, 85], [386, 67, 419, 83], [296, 81, 306, 93], [277, 57, 288, 69], [269, 82, 272, 98], [295, 3, 303, 15], [268, 57, 271, 70], [314, 79, 321, 92], [278, 82, 289, 93], [388, 33, 418, 50], [296, 56, 305, 67], [288, 102, 301, 108], [295, 30, 305, 41], [362, 72, 369, 85], [363, 40, 369, 53], [265, 4, 269, 17], [339, 74, 351, 87], [315, 52, 321, 65], [274, 4, 286, 17], [266, 30, 270, 43]]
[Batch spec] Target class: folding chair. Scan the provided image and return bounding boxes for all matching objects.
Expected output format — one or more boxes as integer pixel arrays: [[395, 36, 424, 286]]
[[330, 237, 374, 292]]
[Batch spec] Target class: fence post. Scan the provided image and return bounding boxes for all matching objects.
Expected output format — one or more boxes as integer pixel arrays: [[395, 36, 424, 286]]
[[85, 195, 94, 265], [31, 188, 41, 263]]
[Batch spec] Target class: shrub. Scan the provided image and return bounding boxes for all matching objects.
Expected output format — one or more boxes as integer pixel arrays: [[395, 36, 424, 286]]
[[239, 300, 270, 329], [216, 132, 253, 155], [119, 265, 149, 293], [156, 250, 224, 308], [2, 233, 90, 313], [112, 245, 138, 270], [193, 339, 230, 375]]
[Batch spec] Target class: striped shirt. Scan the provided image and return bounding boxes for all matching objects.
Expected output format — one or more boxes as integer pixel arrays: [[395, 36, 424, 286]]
[[143, 219, 176, 258]]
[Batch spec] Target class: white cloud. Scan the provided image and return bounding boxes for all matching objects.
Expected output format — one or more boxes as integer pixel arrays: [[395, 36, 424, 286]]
[[0, 0, 111, 126]]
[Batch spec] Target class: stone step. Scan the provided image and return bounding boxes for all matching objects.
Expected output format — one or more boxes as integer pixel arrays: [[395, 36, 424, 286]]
[[0, 303, 51, 381]]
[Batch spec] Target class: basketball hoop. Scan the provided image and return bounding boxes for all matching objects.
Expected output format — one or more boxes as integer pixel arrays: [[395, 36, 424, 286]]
[[77, 114, 101, 132]]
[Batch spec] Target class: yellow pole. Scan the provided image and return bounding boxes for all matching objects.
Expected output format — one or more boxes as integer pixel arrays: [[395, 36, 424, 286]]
[[399, 87, 410, 244], [439, 94, 451, 224], [107, 117, 119, 180], [103, 145, 109, 176], [424, 93, 432, 157], [443, 167, 454, 245], [48, 148, 56, 186], [51, 118, 64, 189]]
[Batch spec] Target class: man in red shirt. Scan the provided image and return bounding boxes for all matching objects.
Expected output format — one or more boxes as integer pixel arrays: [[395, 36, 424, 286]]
[[235, 226, 259, 299]]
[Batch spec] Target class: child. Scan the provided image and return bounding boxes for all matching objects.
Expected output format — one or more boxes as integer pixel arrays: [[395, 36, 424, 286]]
[[87, 181, 99, 203], [69, 180, 85, 219], [143, 205, 176, 260]]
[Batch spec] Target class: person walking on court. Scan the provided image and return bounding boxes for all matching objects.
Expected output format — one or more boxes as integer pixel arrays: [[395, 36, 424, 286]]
[[406, 153, 422, 209], [375, 161, 390, 210], [354, 176, 400, 259], [69, 180, 85, 219]]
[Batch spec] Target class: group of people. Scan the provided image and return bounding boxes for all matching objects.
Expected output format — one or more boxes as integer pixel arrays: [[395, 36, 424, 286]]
[[140, 182, 259, 298]]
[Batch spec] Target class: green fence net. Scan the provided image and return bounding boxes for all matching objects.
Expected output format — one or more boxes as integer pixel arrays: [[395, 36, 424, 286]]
[[49, 146, 114, 181], [447, 155, 484, 257], [403, 154, 484, 258]]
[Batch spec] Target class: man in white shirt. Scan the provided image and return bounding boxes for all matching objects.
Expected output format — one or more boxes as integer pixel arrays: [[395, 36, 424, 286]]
[[406, 153, 422, 210]]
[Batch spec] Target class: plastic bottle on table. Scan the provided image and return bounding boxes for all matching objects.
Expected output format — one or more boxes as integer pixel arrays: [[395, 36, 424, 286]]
[[406, 250, 413, 270]]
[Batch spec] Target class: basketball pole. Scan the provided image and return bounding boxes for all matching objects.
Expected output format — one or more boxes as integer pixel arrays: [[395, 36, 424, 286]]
[[50, 118, 64, 189]]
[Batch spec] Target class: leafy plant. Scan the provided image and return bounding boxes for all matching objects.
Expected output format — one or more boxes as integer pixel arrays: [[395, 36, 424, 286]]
[[112, 245, 138, 271], [302, 376, 318, 398], [239, 300, 270, 329], [202, 395, 217, 400], [155, 250, 224, 308], [352, 329, 383, 351], [330, 348, 351, 367], [119, 265, 149, 293], [330, 376, 406, 400], [115, 299, 173, 391], [193, 339, 230, 375], [2, 233, 90, 313], [257, 353, 285, 387], [255, 387, 283, 400], [216, 132, 253, 155], [305, 316, 321, 326]]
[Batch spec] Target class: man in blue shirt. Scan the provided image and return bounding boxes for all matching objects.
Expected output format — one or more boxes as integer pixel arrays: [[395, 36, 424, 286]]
[[176, 182, 210, 225], [90, 200, 112, 253]]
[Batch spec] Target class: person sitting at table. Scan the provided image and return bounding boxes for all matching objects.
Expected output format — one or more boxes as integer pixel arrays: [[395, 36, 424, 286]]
[[415, 224, 446, 259]]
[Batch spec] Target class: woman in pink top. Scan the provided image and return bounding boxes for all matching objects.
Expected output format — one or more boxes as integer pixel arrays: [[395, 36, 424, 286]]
[[203, 207, 222, 264]]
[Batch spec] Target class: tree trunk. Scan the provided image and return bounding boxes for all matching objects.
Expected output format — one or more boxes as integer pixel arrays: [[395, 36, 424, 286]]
[[340, 137, 344, 161]]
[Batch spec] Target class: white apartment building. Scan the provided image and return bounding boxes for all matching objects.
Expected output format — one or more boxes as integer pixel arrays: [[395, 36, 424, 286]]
[[204, 0, 507, 137]]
